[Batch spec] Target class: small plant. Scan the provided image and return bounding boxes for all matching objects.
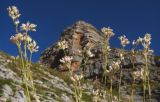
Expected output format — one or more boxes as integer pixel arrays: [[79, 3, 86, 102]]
[[107, 60, 121, 102], [101, 27, 114, 84], [70, 74, 84, 102], [130, 37, 143, 102], [139, 34, 152, 102], [7, 6, 39, 102], [118, 35, 130, 101], [92, 89, 118, 102], [58, 40, 84, 102]]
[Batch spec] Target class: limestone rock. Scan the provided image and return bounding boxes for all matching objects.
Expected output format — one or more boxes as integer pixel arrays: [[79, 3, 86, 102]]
[[40, 21, 156, 77]]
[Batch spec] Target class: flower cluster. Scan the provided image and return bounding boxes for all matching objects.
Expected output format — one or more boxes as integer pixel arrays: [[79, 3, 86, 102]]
[[107, 61, 121, 73], [10, 33, 39, 53], [70, 74, 83, 82], [141, 33, 151, 50], [118, 35, 130, 47], [8, 6, 38, 102], [21, 22, 37, 32], [132, 69, 145, 80], [119, 53, 124, 61], [86, 49, 94, 58], [57, 39, 68, 50], [27, 40, 39, 53], [106, 46, 111, 52], [23, 34, 32, 43], [133, 33, 153, 56], [92, 89, 106, 102], [71, 74, 84, 102], [7, 6, 20, 21], [132, 37, 142, 46], [101, 27, 115, 38], [60, 56, 73, 68], [92, 89, 118, 102], [10, 33, 23, 45]]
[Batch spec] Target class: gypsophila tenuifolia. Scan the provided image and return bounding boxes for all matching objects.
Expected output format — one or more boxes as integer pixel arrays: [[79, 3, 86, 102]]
[[7, 6, 21, 21], [118, 35, 130, 101], [101, 27, 115, 38], [21, 22, 37, 32], [27, 40, 39, 53], [118, 35, 130, 48], [57, 39, 69, 50], [8, 6, 38, 102]]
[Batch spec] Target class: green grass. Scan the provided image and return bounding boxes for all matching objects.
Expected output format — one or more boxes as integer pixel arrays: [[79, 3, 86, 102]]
[[82, 93, 92, 102]]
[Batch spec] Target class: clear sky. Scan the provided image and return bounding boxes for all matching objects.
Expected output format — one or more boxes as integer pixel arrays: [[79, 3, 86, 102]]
[[0, 0, 160, 62]]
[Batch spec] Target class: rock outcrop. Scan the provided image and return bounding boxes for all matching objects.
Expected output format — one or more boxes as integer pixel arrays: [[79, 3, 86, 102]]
[[40, 21, 103, 72], [40, 21, 157, 76], [40, 20, 160, 101]]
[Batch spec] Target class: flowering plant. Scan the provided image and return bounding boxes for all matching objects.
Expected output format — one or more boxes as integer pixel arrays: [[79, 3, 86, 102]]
[[7, 6, 39, 102]]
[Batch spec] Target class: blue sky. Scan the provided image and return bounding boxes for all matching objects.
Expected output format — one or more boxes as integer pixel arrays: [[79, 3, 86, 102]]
[[0, 0, 160, 61]]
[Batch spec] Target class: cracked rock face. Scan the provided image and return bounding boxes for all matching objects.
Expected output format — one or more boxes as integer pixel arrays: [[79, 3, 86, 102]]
[[40, 21, 103, 71], [40, 21, 156, 77], [40, 21, 160, 101]]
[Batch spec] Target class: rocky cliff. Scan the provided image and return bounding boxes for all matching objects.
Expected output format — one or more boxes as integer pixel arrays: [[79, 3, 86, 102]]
[[40, 21, 160, 102]]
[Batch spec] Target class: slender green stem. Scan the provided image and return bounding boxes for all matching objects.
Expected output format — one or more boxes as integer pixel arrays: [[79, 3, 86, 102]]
[[74, 82, 79, 102], [118, 67, 122, 101], [143, 54, 147, 102], [24, 31, 28, 61], [143, 79, 146, 102], [29, 53, 36, 92], [17, 45, 23, 78], [130, 79, 135, 102], [110, 78, 113, 102], [102, 37, 109, 84], [148, 75, 151, 102], [118, 47, 124, 101], [15, 23, 18, 33], [130, 51, 135, 102], [145, 54, 151, 102], [18, 45, 31, 102]]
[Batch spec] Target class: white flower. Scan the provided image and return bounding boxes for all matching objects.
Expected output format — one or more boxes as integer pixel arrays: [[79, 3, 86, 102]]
[[27, 40, 39, 53], [144, 33, 151, 43], [86, 50, 94, 58], [10, 33, 23, 44], [112, 61, 121, 70], [71, 74, 83, 82], [133, 69, 144, 80], [141, 33, 152, 49], [93, 89, 99, 96], [107, 46, 111, 51], [149, 50, 154, 54], [108, 61, 121, 73], [7, 6, 21, 20], [132, 37, 142, 46], [57, 40, 68, 50], [21, 22, 37, 32], [118, 35, 130, 47], [23, 34, 32, 43], [101, 27, 115, 37], [60, 56, 73, 68], [119, 53, 124, 60]]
